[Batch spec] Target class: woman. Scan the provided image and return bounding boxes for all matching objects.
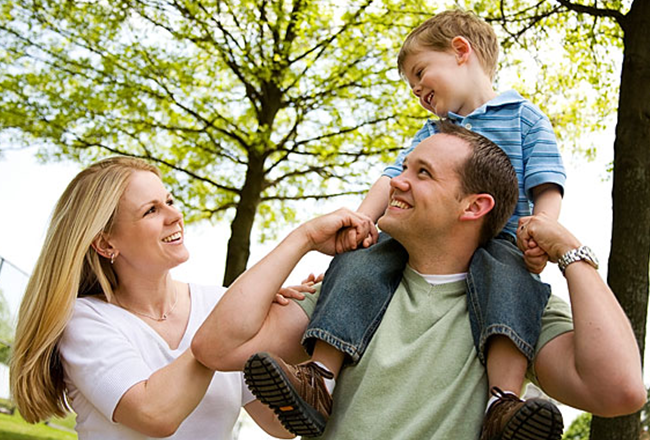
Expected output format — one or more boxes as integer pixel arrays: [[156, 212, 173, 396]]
[[9, 156, 309, 439]]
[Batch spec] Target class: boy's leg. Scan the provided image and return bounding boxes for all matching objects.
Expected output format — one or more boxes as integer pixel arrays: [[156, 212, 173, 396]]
[[303, 232, 409, 362], [244, 233, 408, 437], [467, 236, 563, 440]]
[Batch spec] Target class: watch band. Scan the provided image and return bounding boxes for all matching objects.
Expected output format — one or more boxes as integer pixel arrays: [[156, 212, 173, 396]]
[[557, 245, 599, 274]]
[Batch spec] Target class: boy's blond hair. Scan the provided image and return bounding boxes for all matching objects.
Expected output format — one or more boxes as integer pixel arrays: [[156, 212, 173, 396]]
[[397, 9, 499, 81]]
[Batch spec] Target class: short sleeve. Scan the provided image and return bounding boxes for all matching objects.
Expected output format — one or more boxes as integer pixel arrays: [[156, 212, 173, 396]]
[[526, 295, 573, 383], [291, 283, 321, 318], [520, 107, 566, 199], [59, 300, 153, 422], [241, 375, 256, 406]]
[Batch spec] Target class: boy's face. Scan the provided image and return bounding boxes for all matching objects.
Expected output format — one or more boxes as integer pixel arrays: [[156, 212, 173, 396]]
[[402, 48, 471, 118]]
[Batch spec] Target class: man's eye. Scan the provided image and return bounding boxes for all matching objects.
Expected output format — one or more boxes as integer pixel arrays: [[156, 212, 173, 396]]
[[419, 168, 431, 176]]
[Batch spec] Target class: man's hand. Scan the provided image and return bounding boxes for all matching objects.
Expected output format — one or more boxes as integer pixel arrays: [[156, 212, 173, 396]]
[[517, 214, 582, 264], [300, 208, 378, 256]]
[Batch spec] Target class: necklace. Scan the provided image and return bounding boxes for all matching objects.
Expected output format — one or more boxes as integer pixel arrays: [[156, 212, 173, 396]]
[[115, 285, 180, 322]]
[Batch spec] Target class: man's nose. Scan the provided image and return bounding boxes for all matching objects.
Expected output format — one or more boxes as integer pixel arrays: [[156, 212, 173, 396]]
[[390, 174, 410, 191]]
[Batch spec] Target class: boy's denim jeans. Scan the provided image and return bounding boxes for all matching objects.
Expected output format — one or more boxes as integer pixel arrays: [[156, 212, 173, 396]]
[[302, 233, 551, 365]]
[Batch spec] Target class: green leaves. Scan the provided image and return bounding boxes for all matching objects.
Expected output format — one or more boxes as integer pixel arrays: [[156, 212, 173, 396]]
[[1, 0, 431, 279]]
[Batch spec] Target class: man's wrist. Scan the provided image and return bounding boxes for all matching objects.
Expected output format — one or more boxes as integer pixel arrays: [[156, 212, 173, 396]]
[[557, 245, 599, 275]]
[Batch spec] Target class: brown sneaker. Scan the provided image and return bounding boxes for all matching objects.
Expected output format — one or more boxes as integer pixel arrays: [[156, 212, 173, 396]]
[[480, 387, 563, 440], [244, 352, 334, 437]]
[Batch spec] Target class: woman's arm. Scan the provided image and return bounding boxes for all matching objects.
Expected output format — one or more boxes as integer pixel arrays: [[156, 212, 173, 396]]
[[192, 208, 376, 371], [113, 349, 214, 437]]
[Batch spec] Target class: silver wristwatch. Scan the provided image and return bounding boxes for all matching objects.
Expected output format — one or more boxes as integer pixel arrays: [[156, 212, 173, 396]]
[[557, 245, 599, 275]]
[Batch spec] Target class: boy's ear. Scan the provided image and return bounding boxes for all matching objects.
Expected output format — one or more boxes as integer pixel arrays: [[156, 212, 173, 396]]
[[91, 233, 117, 260], [459, 194, 495, 222], [451, 36, 472, 64]]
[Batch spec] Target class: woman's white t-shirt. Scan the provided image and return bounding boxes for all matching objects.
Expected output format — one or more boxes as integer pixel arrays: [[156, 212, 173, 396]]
[[58, 283, 254, 439]]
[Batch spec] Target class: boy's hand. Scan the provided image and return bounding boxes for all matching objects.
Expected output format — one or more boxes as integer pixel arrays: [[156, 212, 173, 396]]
[[335, 223, 378, 254], [519, 239, 549, 274], [300, 208, 378, 256], [273, 273, 323, 305], [517, 213, 582, 265]]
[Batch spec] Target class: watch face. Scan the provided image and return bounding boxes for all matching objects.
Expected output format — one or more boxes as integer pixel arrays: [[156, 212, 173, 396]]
[[579, 246, 599, 267], [559, 246, 598, 273]]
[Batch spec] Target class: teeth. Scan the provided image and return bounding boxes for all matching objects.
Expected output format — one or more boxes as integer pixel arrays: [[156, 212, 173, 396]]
[[162, 231, 182, 243], [426, 92, 433, 105], [390, 199, 411, 209]]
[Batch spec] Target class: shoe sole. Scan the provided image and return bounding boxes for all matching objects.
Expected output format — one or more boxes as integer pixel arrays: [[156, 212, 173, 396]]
[[244, 352, 327, 437], [502, 398, 564, 440]]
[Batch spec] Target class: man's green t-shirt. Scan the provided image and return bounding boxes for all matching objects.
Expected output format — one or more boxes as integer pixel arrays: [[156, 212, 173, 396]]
[[297, 265, 573, 439]]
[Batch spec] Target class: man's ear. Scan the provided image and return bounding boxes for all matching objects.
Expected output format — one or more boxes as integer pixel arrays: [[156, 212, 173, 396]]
[[91, 233, 117, 260], [451, 36, 472, 64], [459, 194, 495, 222]]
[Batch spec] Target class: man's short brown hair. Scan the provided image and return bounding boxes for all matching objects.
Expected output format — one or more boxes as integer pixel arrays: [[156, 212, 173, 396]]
[[435, 119, 518, 245], [397, 9, 499, 81]]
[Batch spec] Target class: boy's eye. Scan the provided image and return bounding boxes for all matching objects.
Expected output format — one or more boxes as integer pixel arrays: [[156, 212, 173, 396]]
[[416, 68, 423, 79]]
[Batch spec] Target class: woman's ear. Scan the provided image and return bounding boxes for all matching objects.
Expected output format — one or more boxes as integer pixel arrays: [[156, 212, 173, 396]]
[[451, 36, 472, 64], [459, 194, 495, 222], [91, 234, 117, 261]]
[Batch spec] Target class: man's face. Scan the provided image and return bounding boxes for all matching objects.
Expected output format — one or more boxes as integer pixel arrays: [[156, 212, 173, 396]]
[[378, 134, 471, 244]]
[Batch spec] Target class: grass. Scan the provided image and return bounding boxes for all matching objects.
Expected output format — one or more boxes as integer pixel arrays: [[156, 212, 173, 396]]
[[0, 399, 76, 440]]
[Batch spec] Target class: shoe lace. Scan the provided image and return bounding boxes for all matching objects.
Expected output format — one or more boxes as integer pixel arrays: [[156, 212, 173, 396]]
[[490, 386, 523, 404], [295, 362, 334, 413], [299, 362, 334, 383], [480, 387, 524, 440]]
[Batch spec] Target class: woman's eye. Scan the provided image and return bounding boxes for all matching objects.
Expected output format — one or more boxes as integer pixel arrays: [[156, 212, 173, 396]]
[[167, 199, 174, 206], [144, 206, 156, 216]]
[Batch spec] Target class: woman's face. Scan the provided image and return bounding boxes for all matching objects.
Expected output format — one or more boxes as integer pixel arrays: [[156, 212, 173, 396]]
[[108, 170, 189, 274]]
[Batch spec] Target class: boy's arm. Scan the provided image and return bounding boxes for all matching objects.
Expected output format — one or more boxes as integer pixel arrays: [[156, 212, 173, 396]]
[[335, 176, 391, 253], [521, 184, 563, 273], [358, 175, 392, 222], [531, 183, 562, 219], [521, 214, 646, 416]]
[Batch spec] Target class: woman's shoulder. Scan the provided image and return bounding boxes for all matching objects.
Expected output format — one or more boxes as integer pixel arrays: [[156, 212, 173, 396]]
[[188, 283, 227, 310]]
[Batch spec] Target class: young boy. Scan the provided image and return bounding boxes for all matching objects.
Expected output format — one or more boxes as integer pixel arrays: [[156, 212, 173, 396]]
[[244, 9, 566, 440]]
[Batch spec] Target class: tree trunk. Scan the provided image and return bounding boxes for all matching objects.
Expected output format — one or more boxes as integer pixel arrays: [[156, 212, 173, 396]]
[[223, 155, 265, 286], [592, 1, 650, 438]]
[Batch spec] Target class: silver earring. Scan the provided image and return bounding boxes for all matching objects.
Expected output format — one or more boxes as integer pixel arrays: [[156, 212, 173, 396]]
[[110, 253, 115, 265]]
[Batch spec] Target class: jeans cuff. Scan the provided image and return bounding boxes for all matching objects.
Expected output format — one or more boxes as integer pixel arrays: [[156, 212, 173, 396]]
[[477, 324, 535, 365], [302, 328, 362, 364]]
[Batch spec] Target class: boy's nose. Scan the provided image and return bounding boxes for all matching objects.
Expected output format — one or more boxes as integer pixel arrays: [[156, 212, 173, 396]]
[[412, 85, 422, 97]]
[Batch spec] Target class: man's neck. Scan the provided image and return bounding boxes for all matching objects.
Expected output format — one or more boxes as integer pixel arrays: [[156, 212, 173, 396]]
[[405, 232, 479, 275]]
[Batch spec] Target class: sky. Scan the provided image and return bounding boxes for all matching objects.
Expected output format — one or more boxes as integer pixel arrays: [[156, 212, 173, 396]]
[[0, 136, 634, 437]]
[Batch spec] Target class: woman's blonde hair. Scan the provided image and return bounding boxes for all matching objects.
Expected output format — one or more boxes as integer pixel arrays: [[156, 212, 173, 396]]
[[10, 156, 160, 423]]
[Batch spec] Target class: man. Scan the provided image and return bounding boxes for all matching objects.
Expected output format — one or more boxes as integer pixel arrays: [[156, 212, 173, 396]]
[[192, 121, 645, 439]]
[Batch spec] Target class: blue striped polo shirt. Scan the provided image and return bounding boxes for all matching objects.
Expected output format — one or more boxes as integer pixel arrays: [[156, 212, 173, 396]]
[[383, 90, 566, 238]]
